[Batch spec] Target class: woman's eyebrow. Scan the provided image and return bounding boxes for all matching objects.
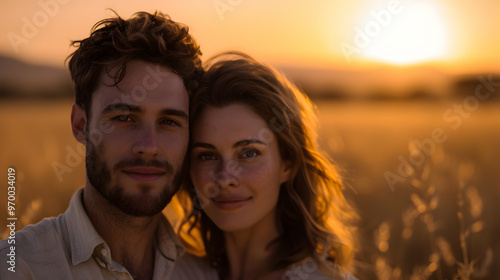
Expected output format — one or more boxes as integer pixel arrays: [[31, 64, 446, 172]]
[[233, 139, 266, 148], [191, 139, 266, 149], [191, 142, 215, 149]]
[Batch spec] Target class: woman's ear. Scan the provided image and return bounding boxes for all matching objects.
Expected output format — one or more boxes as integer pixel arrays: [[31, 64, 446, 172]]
[[71, 103, 87, 145], [280, 160, 293, 184]]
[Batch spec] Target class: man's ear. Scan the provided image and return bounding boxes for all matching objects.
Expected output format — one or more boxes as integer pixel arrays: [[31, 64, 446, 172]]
[[71, 103, 87, 145]]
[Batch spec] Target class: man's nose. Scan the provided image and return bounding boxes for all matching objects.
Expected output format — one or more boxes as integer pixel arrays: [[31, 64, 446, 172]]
[[132, 125, 160, 158]]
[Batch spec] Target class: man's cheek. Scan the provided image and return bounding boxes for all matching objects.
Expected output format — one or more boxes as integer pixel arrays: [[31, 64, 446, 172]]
[[162, 133, 189, 154]]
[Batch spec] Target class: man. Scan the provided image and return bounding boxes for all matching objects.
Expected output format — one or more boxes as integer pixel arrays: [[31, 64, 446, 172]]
[[0, 11, 217, 280]]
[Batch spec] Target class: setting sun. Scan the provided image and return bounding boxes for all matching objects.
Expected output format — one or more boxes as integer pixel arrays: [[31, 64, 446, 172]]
[[360, 1, 449, 65]]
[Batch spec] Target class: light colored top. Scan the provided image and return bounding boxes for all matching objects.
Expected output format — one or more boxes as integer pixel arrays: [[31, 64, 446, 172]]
[[283, 257, 358, 280], [0, 188, 218, 280]]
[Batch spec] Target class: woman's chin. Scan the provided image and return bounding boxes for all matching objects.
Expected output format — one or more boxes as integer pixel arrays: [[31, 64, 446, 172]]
[[208, 215, 252, 233]]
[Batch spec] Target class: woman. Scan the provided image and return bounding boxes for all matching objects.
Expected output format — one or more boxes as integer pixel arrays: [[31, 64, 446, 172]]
[[177, 52, 357, 279]]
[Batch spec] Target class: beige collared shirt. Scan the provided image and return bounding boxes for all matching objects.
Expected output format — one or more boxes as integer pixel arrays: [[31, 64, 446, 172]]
[[0, 188, 218, 280]]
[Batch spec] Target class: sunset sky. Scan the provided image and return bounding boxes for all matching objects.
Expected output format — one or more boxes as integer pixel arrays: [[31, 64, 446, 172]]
[[0, 0, 499, 73]]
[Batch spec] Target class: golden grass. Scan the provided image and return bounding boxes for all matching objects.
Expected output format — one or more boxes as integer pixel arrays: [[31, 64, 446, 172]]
[[1, 100, 499, 279]]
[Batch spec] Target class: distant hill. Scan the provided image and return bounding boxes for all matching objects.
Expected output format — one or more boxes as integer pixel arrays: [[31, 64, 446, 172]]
[[0, 55, 73, 99], [277, 64, 453, 100], [452, 74, 500, 101], [1, 54, 498, 102], [277, 64, 500, 102]]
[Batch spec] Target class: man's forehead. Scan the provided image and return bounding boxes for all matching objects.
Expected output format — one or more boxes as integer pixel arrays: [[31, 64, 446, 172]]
[[91, 60, 188, 111], [99, 60, 181, 90]]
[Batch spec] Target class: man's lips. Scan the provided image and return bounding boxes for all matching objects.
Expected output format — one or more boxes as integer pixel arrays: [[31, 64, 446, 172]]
[[122, 167, 166, 182], [212, 196, 252, 210]]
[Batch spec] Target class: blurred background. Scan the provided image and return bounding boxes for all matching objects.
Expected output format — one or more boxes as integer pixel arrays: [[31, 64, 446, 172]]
[[1, 0, 499, 279]]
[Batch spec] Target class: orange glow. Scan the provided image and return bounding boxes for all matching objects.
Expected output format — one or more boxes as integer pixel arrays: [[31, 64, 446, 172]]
[[0, 0, 498, 73]]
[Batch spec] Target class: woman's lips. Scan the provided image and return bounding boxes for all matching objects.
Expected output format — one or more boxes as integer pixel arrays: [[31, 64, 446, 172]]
[[212, 196, 252, 210], [122, 167, 166, 182]]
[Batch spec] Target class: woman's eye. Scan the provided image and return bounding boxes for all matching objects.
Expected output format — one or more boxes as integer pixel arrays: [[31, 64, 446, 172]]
[[240, 149, 260, 159], [198, 153, 218, 161]]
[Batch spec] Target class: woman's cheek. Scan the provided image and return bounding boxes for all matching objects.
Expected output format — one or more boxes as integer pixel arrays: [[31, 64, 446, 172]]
[[191, 165, 217, 196], [241, 160, 268, 180], [190, 165, 205, 190]]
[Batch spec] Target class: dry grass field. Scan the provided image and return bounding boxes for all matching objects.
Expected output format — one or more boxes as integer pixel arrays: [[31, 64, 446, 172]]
[[1, 99, 499, 279]]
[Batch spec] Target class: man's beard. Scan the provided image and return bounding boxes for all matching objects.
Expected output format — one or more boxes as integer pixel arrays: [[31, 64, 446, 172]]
[[85, 139, 183, 216]]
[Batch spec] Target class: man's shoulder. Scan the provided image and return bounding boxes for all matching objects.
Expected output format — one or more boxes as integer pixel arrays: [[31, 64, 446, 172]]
[[1, 215, 68, 264], [2, 215, 66, 243]]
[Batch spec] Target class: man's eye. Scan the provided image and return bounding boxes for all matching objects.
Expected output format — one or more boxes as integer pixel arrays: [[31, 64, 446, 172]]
[[161, 119, 181, 127], [240, 149, 260, 159], [113, 115, 132, 122]]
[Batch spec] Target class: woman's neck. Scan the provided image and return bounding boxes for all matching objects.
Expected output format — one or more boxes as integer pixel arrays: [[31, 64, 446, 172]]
[[223, 208, 281, 280]]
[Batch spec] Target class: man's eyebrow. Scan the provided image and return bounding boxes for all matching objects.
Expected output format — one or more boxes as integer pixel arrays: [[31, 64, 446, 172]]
[[160, 108, 188, 120], [101, 104, 187, 120], [102, 103, 142, 115]]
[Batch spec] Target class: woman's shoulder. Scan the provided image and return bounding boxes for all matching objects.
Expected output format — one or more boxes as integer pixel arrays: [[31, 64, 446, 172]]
[[171, 252, 219, 280], [283, 257, 358, 280]]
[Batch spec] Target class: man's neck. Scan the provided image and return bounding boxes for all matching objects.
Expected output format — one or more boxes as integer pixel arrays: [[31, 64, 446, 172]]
[[82, 184, 160, 280]]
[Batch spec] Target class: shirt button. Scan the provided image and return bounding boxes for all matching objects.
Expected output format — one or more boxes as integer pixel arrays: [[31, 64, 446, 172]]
[[101, 248, 108, 257], [96, 257, 106, 268]]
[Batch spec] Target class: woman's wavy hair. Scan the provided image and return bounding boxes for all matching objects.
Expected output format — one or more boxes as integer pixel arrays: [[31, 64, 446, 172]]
[[67, 10, 203, 117], [177, 52, 357, 276]]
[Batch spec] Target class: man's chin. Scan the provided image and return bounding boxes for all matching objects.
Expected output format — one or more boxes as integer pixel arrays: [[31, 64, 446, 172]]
[[108, 190, 172, 217], [117, 194, 170, 216], [96, 182, 174, 217]]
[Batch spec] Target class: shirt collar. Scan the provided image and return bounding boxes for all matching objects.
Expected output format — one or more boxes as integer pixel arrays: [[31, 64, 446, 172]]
[[64, 187, 185, 266], [65, 187, 106, 265]]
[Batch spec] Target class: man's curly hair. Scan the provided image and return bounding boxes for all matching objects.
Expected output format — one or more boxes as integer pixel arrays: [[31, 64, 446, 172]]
[[67, 11, 203, 116]]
